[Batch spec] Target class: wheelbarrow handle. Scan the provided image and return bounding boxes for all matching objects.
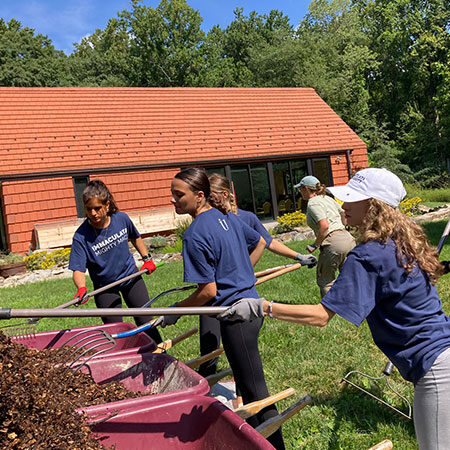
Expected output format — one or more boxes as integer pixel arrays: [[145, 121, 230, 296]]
[[255, 394, 312, 438], [58, 261, 166, 310], [205, 368, 233, 387], [185, 348, 225, 369], [0, 306, 228, 319], [153, 328, 198, 354], [233, 388, 296, 419]]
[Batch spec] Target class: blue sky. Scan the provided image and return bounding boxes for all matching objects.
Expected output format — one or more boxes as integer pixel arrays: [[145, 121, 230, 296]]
[[0, 0, 311, 55]]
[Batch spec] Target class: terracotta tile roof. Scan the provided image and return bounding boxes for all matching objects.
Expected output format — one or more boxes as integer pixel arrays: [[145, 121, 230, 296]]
[[0, 87, 365, 177]]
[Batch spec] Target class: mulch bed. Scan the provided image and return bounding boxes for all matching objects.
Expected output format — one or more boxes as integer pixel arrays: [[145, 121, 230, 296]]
[[0, 332, 143, 449]]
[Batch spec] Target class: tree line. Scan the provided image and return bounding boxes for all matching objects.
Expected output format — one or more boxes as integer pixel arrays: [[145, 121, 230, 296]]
[[1, 0, 449, 185]]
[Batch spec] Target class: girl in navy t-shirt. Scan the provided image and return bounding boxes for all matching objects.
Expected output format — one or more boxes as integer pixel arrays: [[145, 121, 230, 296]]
[[221, 168, 450, 449], [161, 168, 285, 449], [68, 179, 161, 343]]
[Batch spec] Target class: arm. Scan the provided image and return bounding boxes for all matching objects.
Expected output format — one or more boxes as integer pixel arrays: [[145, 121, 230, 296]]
[[72, 270, 86, 290], [249, 237, 266, 267], [262, 300, 335, 327], [267, 239, 298, 259], [313, 218, 329, 248], [176, 282, 217, 307], [131, 237, 150, 259]]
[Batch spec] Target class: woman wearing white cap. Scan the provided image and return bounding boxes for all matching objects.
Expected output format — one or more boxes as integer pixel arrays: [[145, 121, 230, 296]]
[[295, 175, 355, 297], [219, 168, 450, 449]]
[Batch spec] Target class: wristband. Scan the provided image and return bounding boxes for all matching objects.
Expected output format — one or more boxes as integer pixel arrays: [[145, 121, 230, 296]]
[[142, 254, 152, 262], [268, 301, 274, 319]]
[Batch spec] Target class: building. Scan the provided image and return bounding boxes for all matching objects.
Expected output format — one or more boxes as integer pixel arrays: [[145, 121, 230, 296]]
[[0, 87, 368, 254]]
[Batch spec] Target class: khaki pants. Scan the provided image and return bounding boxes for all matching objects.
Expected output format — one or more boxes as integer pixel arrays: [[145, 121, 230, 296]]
[[317, 230, 355, 297]]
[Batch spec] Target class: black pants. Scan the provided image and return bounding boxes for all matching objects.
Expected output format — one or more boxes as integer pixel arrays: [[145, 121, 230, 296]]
[[94, 274, 162, 344], [205, 316, 284, 450]]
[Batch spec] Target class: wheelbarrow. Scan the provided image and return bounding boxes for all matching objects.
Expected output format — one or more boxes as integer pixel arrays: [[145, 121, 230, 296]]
[[82, 393, 312, 449]]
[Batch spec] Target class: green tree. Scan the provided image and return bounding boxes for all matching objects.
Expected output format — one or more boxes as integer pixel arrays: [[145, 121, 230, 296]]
[[0, 18, 70, 86], [119, 0, 205, 86]]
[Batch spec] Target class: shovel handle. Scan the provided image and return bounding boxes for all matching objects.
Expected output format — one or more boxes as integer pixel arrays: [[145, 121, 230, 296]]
[[255, 263, 301, 285], [437, 218, 450, 254], [254, 264, 294, 278], [185, 347, 225, 369], [233, 388, 295, 419], [153, 328, 198, 354], [205, 368, 233, 387], [255, 394, 312, 438], [368, 440, 393, 450]]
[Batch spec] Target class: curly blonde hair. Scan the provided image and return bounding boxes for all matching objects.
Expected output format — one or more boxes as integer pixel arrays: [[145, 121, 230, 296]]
[[208, 173, 238, 214], [358, 199, 444, 284]]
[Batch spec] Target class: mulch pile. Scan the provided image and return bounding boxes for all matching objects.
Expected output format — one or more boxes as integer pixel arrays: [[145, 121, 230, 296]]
[[0, 332, 144, 449]]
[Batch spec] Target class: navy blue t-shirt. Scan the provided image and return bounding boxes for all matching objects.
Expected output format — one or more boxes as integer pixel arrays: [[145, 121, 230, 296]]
[[236, 209, 273, 248], [182, 208, 261, 306], [69, 211, 140, 287], [321, 239, 450, 384]]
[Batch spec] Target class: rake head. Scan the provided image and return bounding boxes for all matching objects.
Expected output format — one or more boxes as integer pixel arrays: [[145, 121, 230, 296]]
[[341, 362, 412, 420], [53, 329, 117, 372]]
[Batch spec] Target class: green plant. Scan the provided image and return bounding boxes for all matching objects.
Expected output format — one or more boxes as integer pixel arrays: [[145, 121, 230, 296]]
[[25, 248, 70, 271], [148, 235, 168, 249], [399, 196, 422, 216], [175, 218, 192, 240], [162, 237, 183, 254], [0, 252, 24, 265], [273, 210, 307, 234]]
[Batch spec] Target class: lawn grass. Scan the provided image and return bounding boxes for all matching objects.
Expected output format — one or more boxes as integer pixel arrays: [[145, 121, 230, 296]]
[[1, 220, 449, 449]]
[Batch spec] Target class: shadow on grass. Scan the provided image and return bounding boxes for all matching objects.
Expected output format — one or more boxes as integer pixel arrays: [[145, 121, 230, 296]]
[[309, 370, 416, 449], [422, 219, 448, 247]]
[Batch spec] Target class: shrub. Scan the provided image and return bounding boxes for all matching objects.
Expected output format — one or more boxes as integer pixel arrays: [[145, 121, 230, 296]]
[[0, 252, 24, 265], [273, 210, 307, 234], [399, 197, 422, 216], [175, 218, 192, 240], [148, 235, 168, 249], [162, 237, 183, 254], [25, 248, 71, 271]]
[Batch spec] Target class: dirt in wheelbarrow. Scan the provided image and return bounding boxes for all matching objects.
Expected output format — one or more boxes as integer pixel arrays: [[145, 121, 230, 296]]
[[0, 332, 145, 449]]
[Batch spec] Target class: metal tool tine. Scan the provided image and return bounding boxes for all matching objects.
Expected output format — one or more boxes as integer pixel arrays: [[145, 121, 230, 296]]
[[0, 322, 36, 339]]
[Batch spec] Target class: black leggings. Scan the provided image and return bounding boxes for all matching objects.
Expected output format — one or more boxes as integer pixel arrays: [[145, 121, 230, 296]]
[[202, 316, 284, 449], [94, 274, 162, 344]]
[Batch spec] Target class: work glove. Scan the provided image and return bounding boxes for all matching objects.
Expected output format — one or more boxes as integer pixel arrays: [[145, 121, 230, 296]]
[[140, 257, 157, 275], [295, 253, 318, 268], [73, 287, 88, 306], [217, 298, 264, 321], [306, 244, 318, 253], [442, 261, 450, 274], [160, 303, 181, 328]]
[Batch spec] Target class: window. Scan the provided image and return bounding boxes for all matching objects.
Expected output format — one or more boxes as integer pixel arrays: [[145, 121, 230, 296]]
[[73, 176, 89, 218], [312, 158, 332, 186]]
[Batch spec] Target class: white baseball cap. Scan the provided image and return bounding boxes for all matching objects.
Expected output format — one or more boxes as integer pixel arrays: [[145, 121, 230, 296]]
[[327, 168, 406, 208]]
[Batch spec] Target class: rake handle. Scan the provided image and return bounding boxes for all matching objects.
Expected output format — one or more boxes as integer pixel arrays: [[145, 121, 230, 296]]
[[0, 306, 227, 319], [437, 218, 450, 254], [254, 264, 294, 278], [255, 263, 301, 285]]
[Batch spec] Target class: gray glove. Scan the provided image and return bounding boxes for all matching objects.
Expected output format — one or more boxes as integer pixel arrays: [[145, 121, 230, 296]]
[[295, 253, 318, 268], [217, 298, 264, 321], [160, 303, 181, 328]]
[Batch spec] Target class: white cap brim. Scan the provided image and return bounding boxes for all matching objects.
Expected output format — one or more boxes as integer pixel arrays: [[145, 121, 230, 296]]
[[326, 185, 370, 203]]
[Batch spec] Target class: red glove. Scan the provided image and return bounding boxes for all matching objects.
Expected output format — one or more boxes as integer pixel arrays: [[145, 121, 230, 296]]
[[73, 287, 88, 306], [141, 257, 157, 275]]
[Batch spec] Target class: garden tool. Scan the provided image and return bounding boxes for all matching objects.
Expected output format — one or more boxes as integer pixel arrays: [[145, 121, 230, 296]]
[[341, 361, 412, 420], [0, 261, 165, 338], [341, 218, 450, 420], [255, 394, 312, 438], [233, 388, 295, 419]]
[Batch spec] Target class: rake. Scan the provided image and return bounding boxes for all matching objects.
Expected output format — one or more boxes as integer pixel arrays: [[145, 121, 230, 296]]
[[341, 217, 450, 420], [0, 262, 165, 338]]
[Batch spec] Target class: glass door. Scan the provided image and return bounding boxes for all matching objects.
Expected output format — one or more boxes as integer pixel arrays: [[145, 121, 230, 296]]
[[250, 164, 272, 220], [230, 165, 253, 213]]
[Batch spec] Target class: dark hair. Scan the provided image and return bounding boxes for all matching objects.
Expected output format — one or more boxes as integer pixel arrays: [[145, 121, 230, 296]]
[[308, 183, 327, 196], [174, 168, 210, 200], [82, 180, 119, 216]]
